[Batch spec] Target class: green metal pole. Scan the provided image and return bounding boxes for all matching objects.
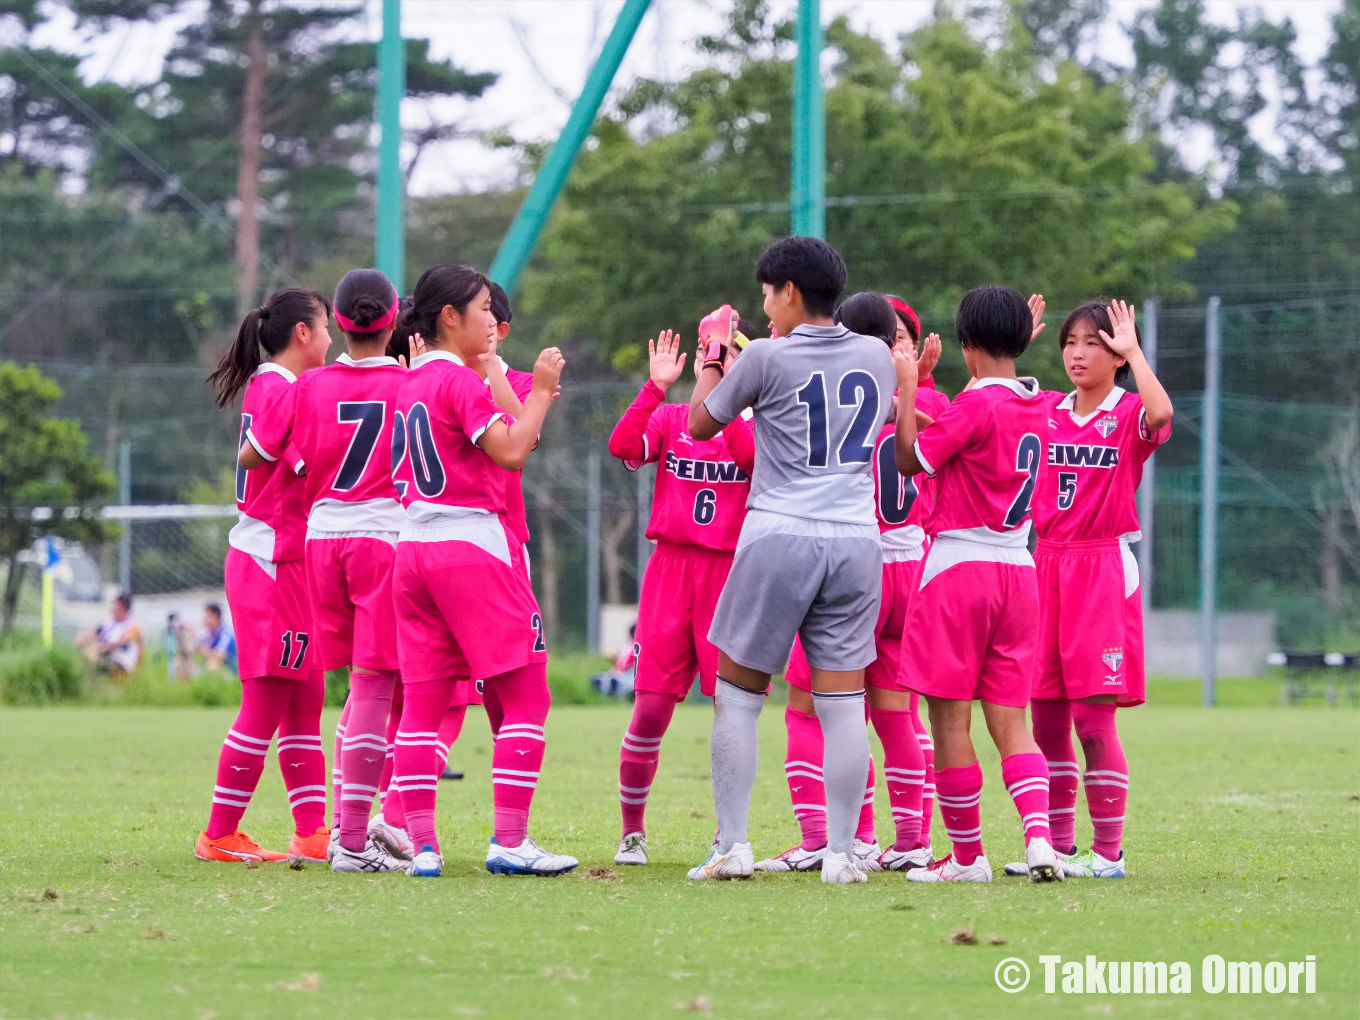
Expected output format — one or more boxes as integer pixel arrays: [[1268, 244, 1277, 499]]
[[791, 0, 824, 238], [376, 0, 405, 293], [489, 0, 651, 297]]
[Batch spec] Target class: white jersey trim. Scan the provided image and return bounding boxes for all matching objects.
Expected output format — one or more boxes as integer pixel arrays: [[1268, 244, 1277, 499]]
[[880, 524, 926, 560], [244, 428, 276, 462], [253, 362, 297, 383], [1056, 385, 1125, 426], [398, 514, 512, 566], [307, 528, 399, 546], [307, 496, 408, 534], [470, 411, 505, 447], [335, 353, 401, 368], [920, 534, 1033, 589], [913, 438, 936, 478], [973, 376, 1042, 399], [934, 522, 1032, 549], [228, 512, 276, 561], [410, 350, 465, 370]]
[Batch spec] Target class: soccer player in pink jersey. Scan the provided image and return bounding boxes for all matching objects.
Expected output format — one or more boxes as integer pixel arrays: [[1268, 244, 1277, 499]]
[[894, 285, 1064, 884], [195, 288, 332, 864], [1002, 299, 1172, 880], [606, 318, 754, 866], [762, 293, 949, 875], [387, 264, 575, 878], [242, 268, 414, 874]]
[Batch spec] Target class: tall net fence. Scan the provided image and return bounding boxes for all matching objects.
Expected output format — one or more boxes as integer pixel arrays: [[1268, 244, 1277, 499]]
[[17, 289, 1360, 651]]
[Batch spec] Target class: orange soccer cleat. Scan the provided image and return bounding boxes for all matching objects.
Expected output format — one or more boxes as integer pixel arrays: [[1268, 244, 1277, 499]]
[[287, 826, 332, 862], [196, 829, 288, 863]]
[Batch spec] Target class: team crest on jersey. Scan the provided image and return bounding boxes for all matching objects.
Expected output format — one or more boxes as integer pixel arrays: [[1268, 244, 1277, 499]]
[[1094, 416, 1119, 438], [1101, 648, 1124, 672]]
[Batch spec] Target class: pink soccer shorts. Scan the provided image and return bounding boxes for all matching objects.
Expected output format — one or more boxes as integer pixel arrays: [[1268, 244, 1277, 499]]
[[901, 554, 1039, 707], [305, 535, 399, 673], [225, 548, 313, 681], [1031, 538, 1145, 707], [785, 556, 925, 693], [393, 527, 547, 684], [634, 544, 733, 700]]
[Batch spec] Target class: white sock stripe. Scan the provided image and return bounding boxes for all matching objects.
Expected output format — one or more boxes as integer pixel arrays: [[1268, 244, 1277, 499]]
[[1007, 779, 1049, 797], [287, 784, 328, 797], [339, 783, 380, 795], [291, 795, 328, 806], [498, 723, 545, 734], [791, 803, 827, 814], [342, 737, 389, 751], [785, 760, 824, 773], [891, 807, 924, 818], [394, 737, 442, 747], [214, 785, 254, 797], [211, 795, 251, 807], [492, 777, 539, 788], [392, 774, 439, 783], [623, 732, 663, 745], [223, 738, 269, 756], [497, 732, 546, 743], [1084, 770, 1129, 779], [1083, 778, 1130, 788], [936, 794, 981, 808], [491, 768, 540, 778], [620, 795, 649, 805], [618, 784, 652, 794], [884, 767, 927, 777], [1020, 812, 1049, 827], [944, 825, 982, 839], [1090, 814, 1126, 823], [396, 730, 438, 738], [621, 739, 658, 753], [277, 741, 324, 753], [227, 729, 271, 747], [277, 732, 323, 743], [1049, 807, 1077, 815]]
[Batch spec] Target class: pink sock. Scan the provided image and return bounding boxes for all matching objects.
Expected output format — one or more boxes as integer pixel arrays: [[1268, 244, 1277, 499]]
[[935, 763, 984, 865], [1073, 701, 1128, 860], [378, 682, 402, 821], [483, 683, 504, 738], [331, 697, 351, 830], [856, 755, 877, 843], [435, 704, 468, 773], [393, 678, 457, 854], [276, 671, 327, 837], [1032, 698, 1078, 852], [1002, 752, 1052, 847], [205, 676, 293, 839], [870, 707, 926, 851], [910, 694, 935, 845], [619, 691, 677, 837], [488, 661, 551, 846], [339, 671, 397, 852], [783, 706, 826, 850]]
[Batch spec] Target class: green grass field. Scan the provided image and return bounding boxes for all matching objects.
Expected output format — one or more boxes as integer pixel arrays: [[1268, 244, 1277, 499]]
[[1, 701, 1356, 1018]]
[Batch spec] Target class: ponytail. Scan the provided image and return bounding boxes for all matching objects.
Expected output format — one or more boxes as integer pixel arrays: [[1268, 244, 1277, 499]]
[[207, 287, 329, 407]]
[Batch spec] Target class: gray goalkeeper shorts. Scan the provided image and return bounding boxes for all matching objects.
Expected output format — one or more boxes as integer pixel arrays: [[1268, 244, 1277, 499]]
[[708, 528, 882, 676]]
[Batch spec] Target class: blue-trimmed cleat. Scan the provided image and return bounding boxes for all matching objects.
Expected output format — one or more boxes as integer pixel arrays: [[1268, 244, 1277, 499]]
[[408, 845, 443, 878], [486, 838, 579, 876]]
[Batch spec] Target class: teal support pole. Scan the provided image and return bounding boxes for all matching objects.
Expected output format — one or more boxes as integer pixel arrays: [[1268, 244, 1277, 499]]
[[489, 0, 651, 298], [1200, 296, 1221, 707], [376, 0, 405, 293], [791, 0, 824, 238]]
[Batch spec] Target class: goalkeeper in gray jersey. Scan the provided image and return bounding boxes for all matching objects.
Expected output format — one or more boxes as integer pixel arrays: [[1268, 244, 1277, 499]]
[[685, 236, 897, 884]]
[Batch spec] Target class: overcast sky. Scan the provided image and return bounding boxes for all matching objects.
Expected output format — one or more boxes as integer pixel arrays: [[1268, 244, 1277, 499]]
[[27, 0, 1345, 195]]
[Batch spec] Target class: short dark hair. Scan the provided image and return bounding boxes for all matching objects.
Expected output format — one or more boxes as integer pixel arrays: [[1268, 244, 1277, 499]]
[[834, 292, 897, 346], [736, 317, 760, 340], [488, 281, 513, 326], [1059, 300, 1140, 384], [205, 603, 222, 620], [114, 592, 132, 611], [955, 286, 1032, 360], [755, 237, 847, 318]]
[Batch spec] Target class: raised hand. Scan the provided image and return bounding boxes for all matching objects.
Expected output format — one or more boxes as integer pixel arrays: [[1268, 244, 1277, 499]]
[[1028, 294, 1047, 342], [1099, 300, 1139, 358], [397, 332, 428, 369], [532, 346, 565, 395], [893, 343, 919, 392], [648, 329, 687, 389], [918, 332, 942, 378]]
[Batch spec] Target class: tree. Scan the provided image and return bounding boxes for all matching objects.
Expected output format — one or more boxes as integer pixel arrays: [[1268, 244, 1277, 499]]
[[0, 364, 115, 632], [525, 1, 1233, 388]]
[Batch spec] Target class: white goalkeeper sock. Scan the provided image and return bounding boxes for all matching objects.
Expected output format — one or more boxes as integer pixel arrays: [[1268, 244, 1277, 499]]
[[815, 690, 871, 858], [711, 677, 765, 853]]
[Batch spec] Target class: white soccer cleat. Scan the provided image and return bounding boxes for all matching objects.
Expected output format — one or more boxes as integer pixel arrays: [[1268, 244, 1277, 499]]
[[486, 838, 579, 876], [331, 838, 408, 873], [753, 844, 825, 872], [852, 838, 883, 873], [821, 850, 867, 884], [1025, 837, 1065, 883], [614, 832, 648, 866], [326, 827, 341, 863], [1059, 847, 1126, 878], [687, 841, 755, 880], [905, 852, 992, 883], [879, 845, 935, 872], [408, 845, 443, 878], [1002, 860, 1029, 877], [368, 813, 414, 861]]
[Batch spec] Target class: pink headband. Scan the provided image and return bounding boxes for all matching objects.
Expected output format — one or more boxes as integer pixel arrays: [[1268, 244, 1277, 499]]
[[335, 290, 399, 334]]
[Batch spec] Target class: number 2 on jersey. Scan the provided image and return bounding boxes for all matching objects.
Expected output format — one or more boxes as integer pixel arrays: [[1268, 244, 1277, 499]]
[[333, 401, 384, 491], [796, 371, 881, 468], [1004, 433, 1042, 527]]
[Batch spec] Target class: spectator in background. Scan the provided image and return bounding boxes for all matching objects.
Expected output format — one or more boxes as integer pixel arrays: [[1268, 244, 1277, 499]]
[[197, 604, 237, 675], [76, 592, 143, 677]]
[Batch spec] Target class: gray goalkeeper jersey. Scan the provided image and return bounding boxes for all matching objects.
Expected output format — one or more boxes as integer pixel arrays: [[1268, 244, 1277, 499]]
[[703, 324, 895, 526]]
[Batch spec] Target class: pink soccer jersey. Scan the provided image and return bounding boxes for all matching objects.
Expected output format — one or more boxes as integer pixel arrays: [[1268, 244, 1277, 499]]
[[913, 378, 1049, 542], [230, 364, 308, 562], [246, 354, 409, 532], [499, 364, 534, 546], [607, 380, 754, 552], [1032, 386, 1171, 542], [392, 351, 511, 520], [875, 385, 952, 540]]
